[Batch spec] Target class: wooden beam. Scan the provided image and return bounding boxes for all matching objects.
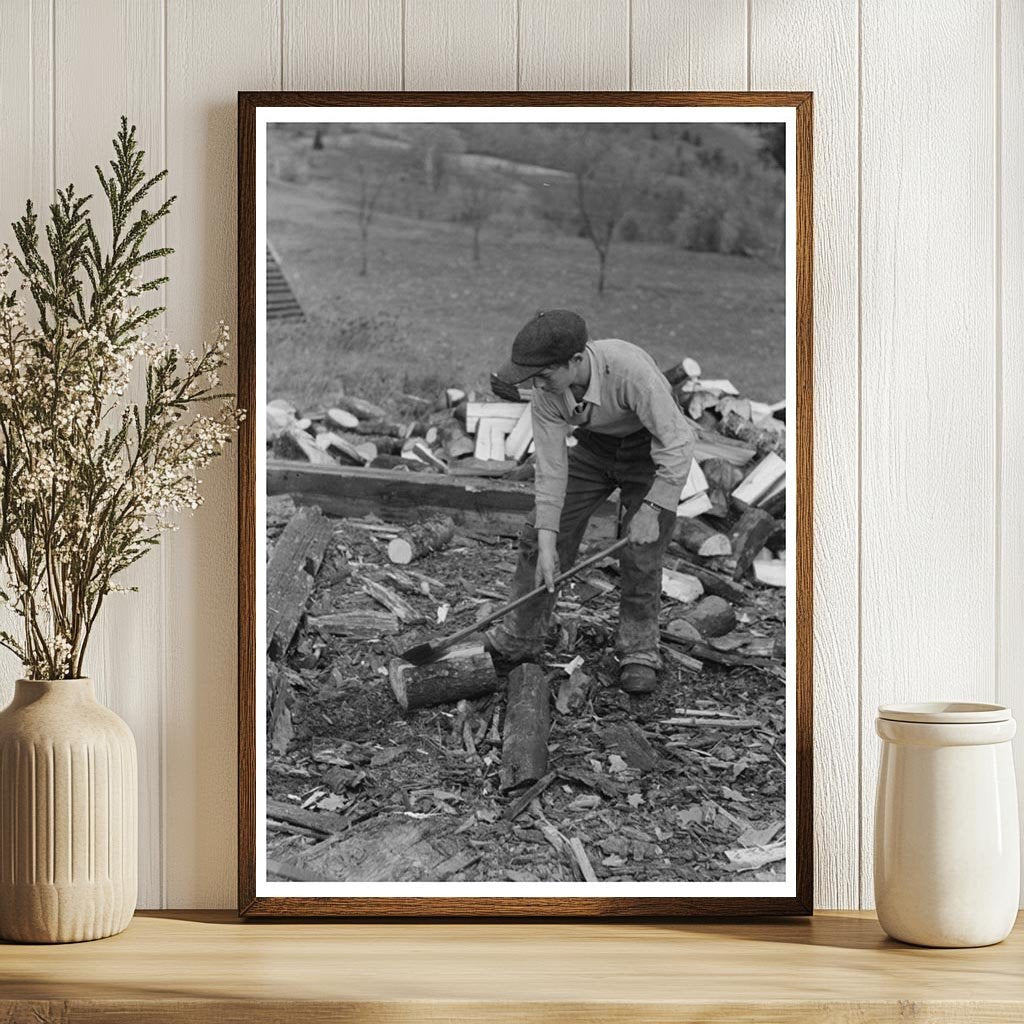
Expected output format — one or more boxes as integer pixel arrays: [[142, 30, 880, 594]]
[[267, 461, 617, 539]]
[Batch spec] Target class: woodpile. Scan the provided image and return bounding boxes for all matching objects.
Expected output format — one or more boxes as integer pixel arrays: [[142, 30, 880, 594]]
[[267, 349, 787, 587]]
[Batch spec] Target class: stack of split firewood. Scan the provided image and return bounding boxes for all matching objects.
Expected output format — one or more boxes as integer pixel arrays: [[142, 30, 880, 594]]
[[658, 357, 788, 591], [267, 355, 788, 587]]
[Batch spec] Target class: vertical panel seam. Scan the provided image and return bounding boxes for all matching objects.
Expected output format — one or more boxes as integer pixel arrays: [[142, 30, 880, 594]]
[[50, 0, 55, 197], [279, 0, 285, 91], [400, 0, 406, 90], [627, 0, 633, 91], [994, 0, 1003, 706], [29, 0, 34, 195], [856, 0, 864, 910], [746, 0, 752, 90], [516, 0, 521, 90], [158, 0, 169, 911]]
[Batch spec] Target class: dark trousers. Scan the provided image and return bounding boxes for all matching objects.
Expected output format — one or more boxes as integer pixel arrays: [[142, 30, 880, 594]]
[[487, 428, 677, 669]]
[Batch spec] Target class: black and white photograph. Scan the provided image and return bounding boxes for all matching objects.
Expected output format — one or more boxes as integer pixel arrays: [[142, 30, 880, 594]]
[[246, 99, 807, 912]]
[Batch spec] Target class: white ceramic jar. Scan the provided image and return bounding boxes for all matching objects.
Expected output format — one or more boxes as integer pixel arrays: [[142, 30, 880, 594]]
[[874, 702, 1019, 947]]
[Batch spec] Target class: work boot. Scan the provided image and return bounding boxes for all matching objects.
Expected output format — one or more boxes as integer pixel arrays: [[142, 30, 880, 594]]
[[619, 663, 657, 695], [483, 635, 534, 679]]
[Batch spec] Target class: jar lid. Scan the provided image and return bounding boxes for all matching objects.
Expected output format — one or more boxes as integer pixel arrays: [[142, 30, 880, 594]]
[[877, 702, 1011, 724]]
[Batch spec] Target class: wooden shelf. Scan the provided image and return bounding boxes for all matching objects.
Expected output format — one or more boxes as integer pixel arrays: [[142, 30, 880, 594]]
[[2, 910, 1022, 1021]]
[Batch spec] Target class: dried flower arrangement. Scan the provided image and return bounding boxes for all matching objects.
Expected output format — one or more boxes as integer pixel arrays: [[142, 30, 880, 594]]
[[0, 118, 242, 679]]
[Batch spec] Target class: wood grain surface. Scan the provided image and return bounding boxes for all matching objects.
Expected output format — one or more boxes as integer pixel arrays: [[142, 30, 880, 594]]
[[2, 910, 1024, 1022]]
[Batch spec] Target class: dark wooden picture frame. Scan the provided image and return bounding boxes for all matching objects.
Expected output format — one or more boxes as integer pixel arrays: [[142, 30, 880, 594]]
[[238, 91, 813, 918]]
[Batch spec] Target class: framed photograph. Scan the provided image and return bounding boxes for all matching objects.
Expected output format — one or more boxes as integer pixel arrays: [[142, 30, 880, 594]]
[[238, 91, 812, 917]]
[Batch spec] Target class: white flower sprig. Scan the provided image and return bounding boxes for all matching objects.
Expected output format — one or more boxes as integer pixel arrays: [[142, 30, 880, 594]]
[[0, 119, 242, 679]]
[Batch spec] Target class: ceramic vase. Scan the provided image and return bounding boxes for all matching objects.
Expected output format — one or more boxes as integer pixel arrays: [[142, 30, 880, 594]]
[[0, 677, 137, 943], [874, 702, 1019, 948]]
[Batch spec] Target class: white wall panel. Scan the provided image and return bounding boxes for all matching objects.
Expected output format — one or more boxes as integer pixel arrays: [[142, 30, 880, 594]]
[[404, 0, 516, 90], [283, 0, 402, 90], [859, 0, 998, 907], [0, 0, 1018, 910], [164, 0, 281, 909], [631, 0, 746, 91], [0, 2, 52, 694], [1000, 0, 1024, 898], [750, 0, 860, 911], [53, 0, 166, 909], [520, 0, 629, 90]]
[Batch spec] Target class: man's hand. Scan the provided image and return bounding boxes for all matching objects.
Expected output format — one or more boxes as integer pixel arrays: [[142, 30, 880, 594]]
[[535, 529, 558, 592], [628, 503, 661, 545]]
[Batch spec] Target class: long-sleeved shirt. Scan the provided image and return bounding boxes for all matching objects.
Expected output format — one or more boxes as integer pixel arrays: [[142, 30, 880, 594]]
[[530, 338, 696, 532]]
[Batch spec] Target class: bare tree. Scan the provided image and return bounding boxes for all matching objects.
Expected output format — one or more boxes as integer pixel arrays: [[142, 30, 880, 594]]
[[568, 133, 652, 295], [355, 158, 392, 276], [451, 174, 500, 262]]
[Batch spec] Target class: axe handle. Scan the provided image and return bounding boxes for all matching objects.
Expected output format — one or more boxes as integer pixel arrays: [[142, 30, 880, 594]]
[[429, 535, 630, 655]]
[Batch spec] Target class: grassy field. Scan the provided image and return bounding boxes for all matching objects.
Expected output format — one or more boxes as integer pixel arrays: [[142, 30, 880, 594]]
[[267, 179, 786, 412]]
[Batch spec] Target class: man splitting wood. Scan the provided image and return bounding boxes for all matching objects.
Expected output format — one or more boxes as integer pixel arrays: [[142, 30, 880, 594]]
[[485, 309, 696, 694]]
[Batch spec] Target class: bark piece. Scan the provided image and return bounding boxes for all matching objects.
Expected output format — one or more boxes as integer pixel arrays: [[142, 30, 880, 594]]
[[266, 505, 335, 658], [568, 837, 599, 882], [681, 596, 737, 638], [387, 516, 456, 564], [730, 508, 778, 581], [600, 722, 660, 771], [363, 579, 423, 624], [266, 798, 353, 836], [388, 642, 500, 712], [309, 610, 400, 638], [675, 517, 732, 557], [504, 772, 557, 821], [500, 663, 551, 792]]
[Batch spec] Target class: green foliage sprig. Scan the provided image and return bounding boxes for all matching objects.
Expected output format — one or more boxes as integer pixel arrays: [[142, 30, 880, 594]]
[[0, 117, 242, 679]]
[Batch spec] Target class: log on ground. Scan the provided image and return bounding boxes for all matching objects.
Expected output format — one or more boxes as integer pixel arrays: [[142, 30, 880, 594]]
[[500, 663, 551, 792], [389, 642, 500, 712], [667, 550, 750, 605], [309, 610, 400, 638], [387, 516, 456, 564]]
